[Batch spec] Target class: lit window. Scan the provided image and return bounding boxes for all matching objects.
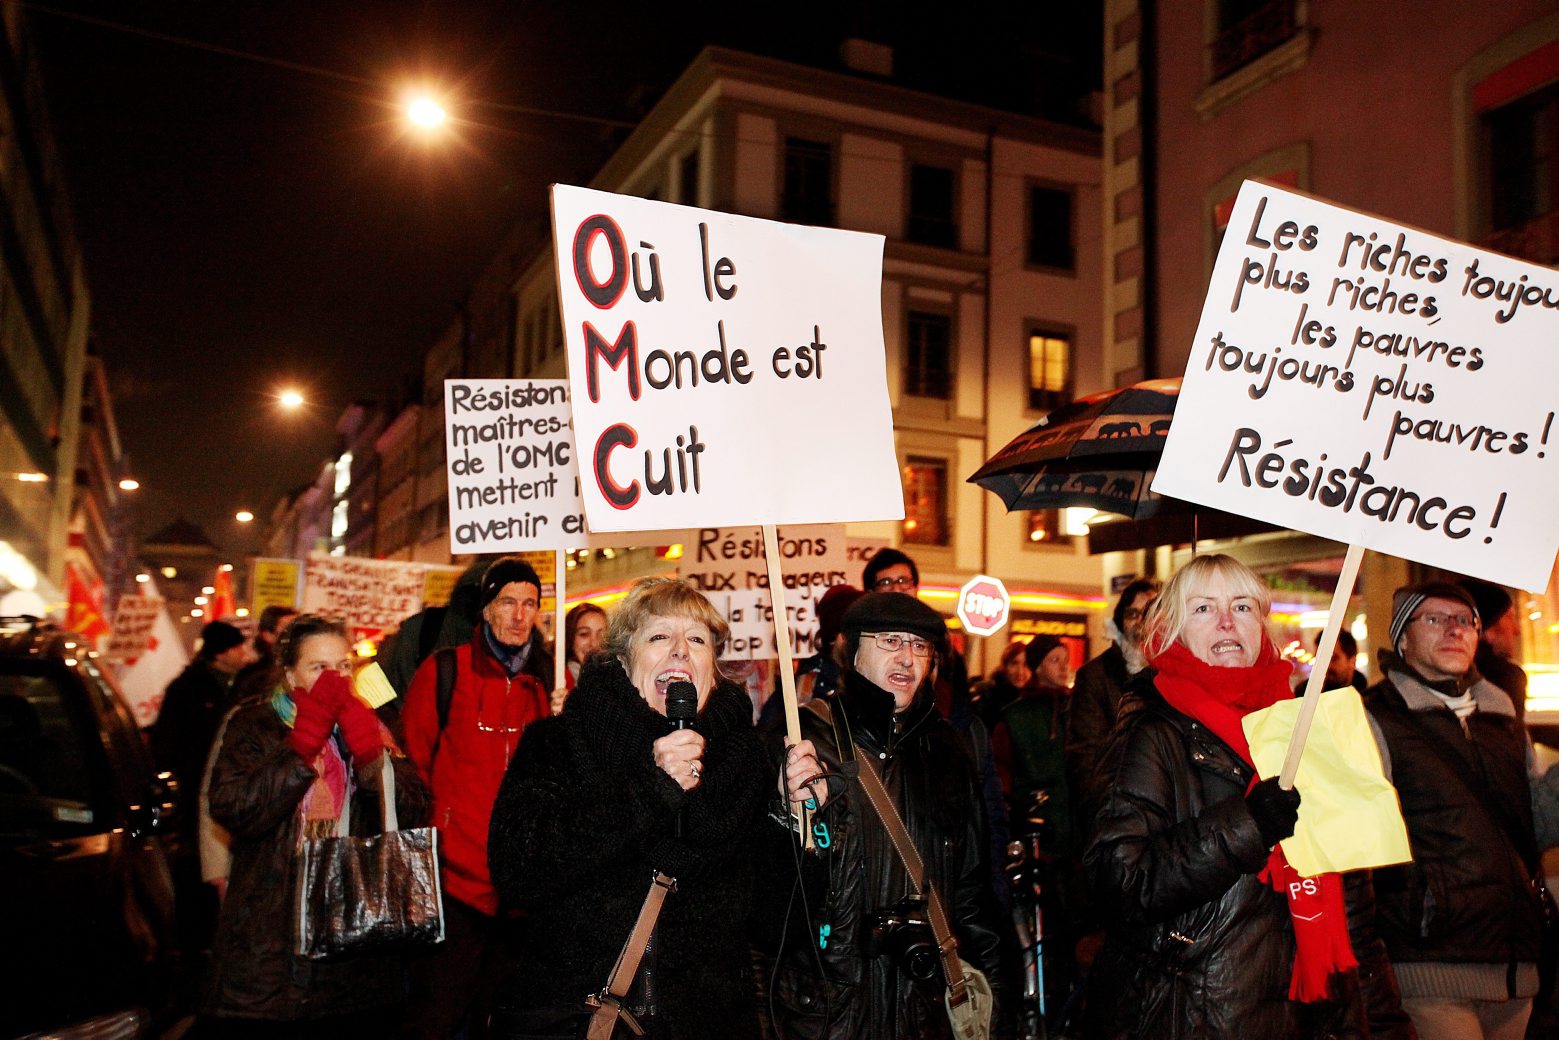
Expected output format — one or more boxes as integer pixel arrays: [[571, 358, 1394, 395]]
[[902, 457, 949, 546], [1028, 330, 1072, 411], [334, 453, 353, 496], [1027, 510, 1062, 544]]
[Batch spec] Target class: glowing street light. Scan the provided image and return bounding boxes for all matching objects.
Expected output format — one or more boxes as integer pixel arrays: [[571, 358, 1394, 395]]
[[118, 478, 141, 491], [235, 510, 255, 524], [16, 472, 47, 483], [406, 94, 448, 130], [278, 388, 305, 410]]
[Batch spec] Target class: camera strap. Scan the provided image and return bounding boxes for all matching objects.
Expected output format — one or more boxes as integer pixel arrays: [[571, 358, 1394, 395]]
[[584, 871, 677, 1040], [853, 754, 969, 1008]]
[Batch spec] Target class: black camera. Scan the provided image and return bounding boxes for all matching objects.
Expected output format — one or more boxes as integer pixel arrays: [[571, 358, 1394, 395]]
[[868, 898, 940, 983]]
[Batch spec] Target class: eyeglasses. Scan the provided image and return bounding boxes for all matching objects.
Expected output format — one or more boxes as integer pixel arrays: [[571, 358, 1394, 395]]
[[872, 575, 916, 591], [1412, 611, 1478, 632], [863, 633, 934, 657]]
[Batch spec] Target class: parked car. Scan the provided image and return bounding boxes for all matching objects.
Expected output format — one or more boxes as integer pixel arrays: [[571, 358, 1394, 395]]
[[0, 617, 184, 1039]]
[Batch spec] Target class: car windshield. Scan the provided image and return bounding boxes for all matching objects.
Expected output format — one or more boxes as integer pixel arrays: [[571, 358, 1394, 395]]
[[0, 668, 102, 836]]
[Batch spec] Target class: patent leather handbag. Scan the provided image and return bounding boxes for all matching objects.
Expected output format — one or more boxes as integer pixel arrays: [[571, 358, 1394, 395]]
[[293, 753, 445, 960]]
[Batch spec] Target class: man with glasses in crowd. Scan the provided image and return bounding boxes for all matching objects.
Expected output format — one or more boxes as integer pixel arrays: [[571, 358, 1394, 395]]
[[1367, 581, 1543, 1040], [402, 556, 554, 1039]]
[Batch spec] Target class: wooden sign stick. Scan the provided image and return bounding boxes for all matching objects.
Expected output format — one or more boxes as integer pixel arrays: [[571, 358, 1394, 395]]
[[762, 524, 813, 849], [1278, 542, 1365, 788], [554, 549, 567, 696]]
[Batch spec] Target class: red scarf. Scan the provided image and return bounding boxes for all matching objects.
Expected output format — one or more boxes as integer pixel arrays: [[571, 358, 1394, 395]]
[[1152, 641, 1357, 1002]]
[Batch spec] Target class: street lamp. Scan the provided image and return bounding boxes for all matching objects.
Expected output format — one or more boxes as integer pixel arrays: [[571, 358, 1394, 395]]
[[277, 388, 305, 411], [118, 478, 140, 491], [406, 94, 448, 131], [235, 510, 255, 524]]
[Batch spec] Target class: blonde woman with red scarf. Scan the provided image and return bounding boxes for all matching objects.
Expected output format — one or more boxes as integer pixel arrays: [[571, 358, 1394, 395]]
[[1080, 555, 1413, 1040]]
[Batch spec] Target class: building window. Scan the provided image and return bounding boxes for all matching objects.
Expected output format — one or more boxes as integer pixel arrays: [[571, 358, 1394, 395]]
[[907, 164, 957, 248], [783, 137, 834, 226], [902, 457, 949, 546], [1485, 81, 1559, 263], [1210, 0, 1298, 82], [1027, 185, 1075, 270], [1027, 510, 1063, 544], [678, 148, 700, 206], [1027, 329, 1072, 411], [905, 310, 952, 399]]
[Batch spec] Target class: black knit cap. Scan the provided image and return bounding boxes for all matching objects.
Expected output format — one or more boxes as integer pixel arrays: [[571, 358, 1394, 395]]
[[1024, 634, 1066, 671], [480, 556, 542, 609], [842, 591, 948, 643], [198, 620, 245, 657]]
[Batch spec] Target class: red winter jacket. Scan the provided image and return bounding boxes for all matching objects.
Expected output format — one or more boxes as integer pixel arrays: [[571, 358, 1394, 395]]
[[403, 628, 552, 915]]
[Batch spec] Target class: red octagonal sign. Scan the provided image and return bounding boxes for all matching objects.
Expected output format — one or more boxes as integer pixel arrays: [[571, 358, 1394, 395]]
[[956, 574, 1010, 638]]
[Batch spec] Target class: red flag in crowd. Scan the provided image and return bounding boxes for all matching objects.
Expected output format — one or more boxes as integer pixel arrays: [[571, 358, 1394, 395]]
[[64, 564, 110, 641], [208, 567, 236, 621]]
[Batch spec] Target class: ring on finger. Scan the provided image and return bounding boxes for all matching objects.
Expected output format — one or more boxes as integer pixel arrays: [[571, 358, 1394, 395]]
[[690, 763, 702, 779]]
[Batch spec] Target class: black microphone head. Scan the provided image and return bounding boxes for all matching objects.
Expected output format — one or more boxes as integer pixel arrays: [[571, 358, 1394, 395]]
[[666, 681, 698, 725]]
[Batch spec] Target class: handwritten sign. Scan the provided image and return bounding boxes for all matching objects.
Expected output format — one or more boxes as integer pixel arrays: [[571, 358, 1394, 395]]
[[1155, 181, 1559, 589], [250, 558, 301, 615], [299, 553, 462, 643], [550, 185, 903, 532], [103, 593, 162, 663], [444, 379, 587, 553], [677, 525, 848, 658]]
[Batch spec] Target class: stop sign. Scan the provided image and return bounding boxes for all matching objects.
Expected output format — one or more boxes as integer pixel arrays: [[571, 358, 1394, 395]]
[[956, 574, 1010, 637]]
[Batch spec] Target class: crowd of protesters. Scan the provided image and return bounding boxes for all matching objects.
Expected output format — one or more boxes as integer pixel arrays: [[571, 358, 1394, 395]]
[[142, 547, 1559, 1040]]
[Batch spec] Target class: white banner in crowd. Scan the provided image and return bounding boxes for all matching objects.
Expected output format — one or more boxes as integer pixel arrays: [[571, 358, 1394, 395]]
[[299, 552, 462, 641], [1155, 181, 1559, 590], [103, 593, 163, 663], [550, 184, 904, 533], [108, 577, 189, 727], [677, 525, 850, 659]]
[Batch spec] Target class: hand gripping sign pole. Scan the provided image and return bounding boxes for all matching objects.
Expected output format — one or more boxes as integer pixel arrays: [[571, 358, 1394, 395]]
[[1278, 543, 1365, 788], [762, 524, 814, 850]]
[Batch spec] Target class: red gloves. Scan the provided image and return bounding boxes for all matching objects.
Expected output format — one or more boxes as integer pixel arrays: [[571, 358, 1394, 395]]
[[288, 672, 343, 762], [338, 695, 384, 764]]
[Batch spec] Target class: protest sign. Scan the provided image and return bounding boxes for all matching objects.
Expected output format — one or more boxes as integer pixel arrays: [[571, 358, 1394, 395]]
[[1154, 181, 1559, 590], [678, 525, 848, 658], [299, 553, 463, 644], [550, 184, 903, 533], [103, 593, 163, 663], [109, 577, 188, 727], [444, 378, 588, 553], [250, 558, 301, 615]]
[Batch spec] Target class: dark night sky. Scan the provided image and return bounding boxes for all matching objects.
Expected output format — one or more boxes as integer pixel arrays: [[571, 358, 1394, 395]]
[[29, 1, 1098, 559]]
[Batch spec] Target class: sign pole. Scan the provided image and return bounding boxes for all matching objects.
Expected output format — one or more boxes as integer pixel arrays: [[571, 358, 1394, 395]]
[[554, 549, 567, 699], [762, 524, 813, 850], [1278, 542, 1365, 788]]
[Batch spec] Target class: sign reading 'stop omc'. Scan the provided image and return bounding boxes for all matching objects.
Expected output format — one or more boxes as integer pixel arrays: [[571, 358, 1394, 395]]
[[550, 184, 904, 534]]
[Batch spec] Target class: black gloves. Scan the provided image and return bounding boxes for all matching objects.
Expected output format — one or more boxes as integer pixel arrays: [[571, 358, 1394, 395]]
[[1245, 777, 1301, 848]]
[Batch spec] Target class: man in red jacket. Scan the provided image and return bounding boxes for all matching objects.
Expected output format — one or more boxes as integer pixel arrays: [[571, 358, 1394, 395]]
[[402, 556, 554, 1039]]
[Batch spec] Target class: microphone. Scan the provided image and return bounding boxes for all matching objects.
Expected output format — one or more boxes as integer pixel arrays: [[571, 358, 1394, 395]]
[[666, 681, 698, 838]]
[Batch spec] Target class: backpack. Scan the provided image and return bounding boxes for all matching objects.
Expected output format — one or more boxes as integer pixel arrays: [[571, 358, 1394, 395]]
[[428, 646, 458, 764]]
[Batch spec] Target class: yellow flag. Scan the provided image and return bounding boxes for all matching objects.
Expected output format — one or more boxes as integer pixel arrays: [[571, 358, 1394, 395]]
[[1242, 687, 1412, 876]]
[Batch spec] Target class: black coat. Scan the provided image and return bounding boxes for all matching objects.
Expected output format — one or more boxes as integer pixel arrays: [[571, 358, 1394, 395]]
[[204, 700, 431, 1021], [1367, 666, 1542, 970], [1083, 675, 1411, 1040], [151, 658, 238, 822], [487, 659, 769, 1040], [757, 672, 1011, 1040]]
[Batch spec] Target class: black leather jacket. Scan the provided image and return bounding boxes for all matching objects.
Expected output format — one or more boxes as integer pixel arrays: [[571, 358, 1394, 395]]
[[759, 673, 1010, 1040], [1083, 675, 1412, 1040]]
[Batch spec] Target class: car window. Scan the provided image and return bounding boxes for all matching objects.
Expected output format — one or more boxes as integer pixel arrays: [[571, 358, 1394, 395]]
[[0, 670, 102, 834]]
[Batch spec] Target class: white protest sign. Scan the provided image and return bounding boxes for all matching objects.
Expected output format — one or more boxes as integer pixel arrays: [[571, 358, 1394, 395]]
[[551, 184, 903, 532], [445, 379, 583, 553], [300, 553, 463, 642], [677, 525, 849, 659], [1154, 181, 1559, 590], [103, 593, 162, 662], [108, 577, 188, 727]]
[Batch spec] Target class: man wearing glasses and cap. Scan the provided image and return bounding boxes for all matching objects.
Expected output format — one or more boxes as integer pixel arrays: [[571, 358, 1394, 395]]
[[403, 556, 554, 1039], [1367, 581, 1544, 1040]]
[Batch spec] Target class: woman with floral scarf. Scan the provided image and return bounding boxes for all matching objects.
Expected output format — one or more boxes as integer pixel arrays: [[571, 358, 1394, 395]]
[[1080, 555, 1412, 1039], [202, 614, 430, 1038]]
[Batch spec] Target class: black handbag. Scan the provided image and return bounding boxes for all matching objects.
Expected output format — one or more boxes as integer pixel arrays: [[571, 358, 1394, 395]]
[[293, 753, 445, 960]]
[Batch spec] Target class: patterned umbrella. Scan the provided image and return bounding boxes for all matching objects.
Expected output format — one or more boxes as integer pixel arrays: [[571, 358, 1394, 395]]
[[969, 379, 1182, 519]]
